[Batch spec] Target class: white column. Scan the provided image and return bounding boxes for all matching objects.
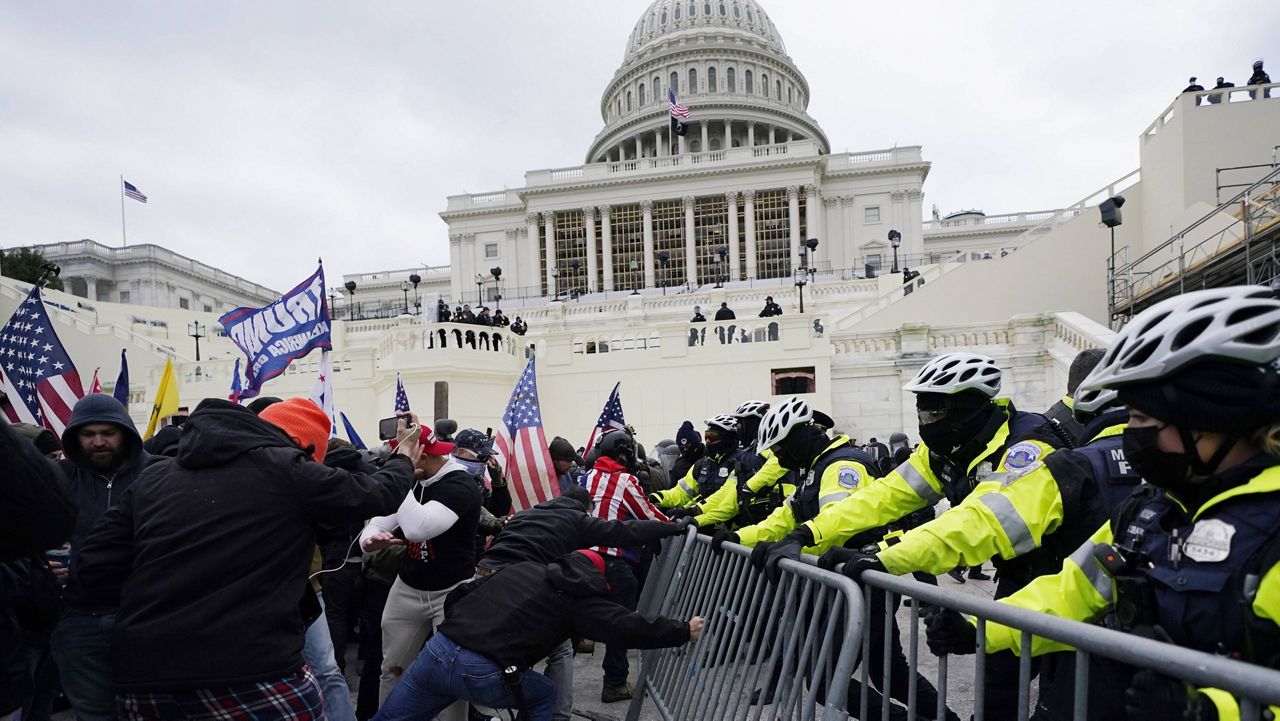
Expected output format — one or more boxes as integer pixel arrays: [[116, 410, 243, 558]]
[[747, 121, 756, 147], [683, 195, 697, 286], [768, 126, 776, 145], [525, 213, 540, 292], [744, 189, 757, 279], [787, 185, 801, 271], [726, 192, 740, 281], [600, 205, 614, 291], [634, 135, 642, 160], [700, 121, 708, 153], [583, 206, 597, 293], [804, 184, 819, 246], [84, 277, 98, 301], [723, 120, 732, 150], [641, 200, 655, 288], [656, 128, 664, 156], [543, 211, 556, 296]]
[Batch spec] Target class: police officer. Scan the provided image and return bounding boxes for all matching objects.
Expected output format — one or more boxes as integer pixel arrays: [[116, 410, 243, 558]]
[[691, 401, 793, 529], [1043, 348, 1106, 445], [926, 286, 1280, 721], [650, 415, 741, 515]]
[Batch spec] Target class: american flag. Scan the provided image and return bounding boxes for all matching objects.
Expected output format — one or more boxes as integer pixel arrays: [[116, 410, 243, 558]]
[[89, 368, 102, 394], [394, 373, 410, 413], [668, 89, 690, 118], [0, 286, 85, 434], [123, 179, 147, 203], [494, 357, 557, 512], [584, 382, 626, 453], [309, 350, 338, 437]]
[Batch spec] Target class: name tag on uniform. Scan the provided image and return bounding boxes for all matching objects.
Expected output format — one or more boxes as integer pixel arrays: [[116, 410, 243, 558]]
[[1182, 519, 1235, 563]]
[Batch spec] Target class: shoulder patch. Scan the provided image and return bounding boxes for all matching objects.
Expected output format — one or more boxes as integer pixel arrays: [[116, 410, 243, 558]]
[[838, 465, 861, 490], [1003, 441, 1043, 471], [998, 461, 1043, 487]]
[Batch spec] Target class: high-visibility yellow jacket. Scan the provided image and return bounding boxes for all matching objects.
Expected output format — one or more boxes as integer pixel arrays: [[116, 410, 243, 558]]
[[736, 436, 880, 554], [981, 463, 1280, 721], [692, 450, 790, 527], [649, 449, 738, 509], [801, 400, 1061, 553]]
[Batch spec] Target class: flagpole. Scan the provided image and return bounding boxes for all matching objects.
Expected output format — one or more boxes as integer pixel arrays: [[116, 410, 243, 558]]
[[119, 174, 127, 248]]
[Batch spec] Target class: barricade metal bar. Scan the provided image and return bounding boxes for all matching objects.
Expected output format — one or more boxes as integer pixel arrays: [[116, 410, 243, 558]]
[[668, 547, 730, 715], [908, 598, 920, 721], [765, 578, 814, 721], [780, 584, 827, 721], [935, 653, 948, 721], [742, 573, 792, 721], [750, 572, 800, 721], [801, 590, 842, 717], [860, 583, 872, 721], [723, 570, 779, 721], [658, 537, 718, 698], [1072, 651, 1088, 721], [1017, 632, 1032, 721], [974, 618, 986, 721], [882, 588, 894, 721], [862, 569, 1280, 712], [630, 530, 692, 721], [689, 551, 751, 721]]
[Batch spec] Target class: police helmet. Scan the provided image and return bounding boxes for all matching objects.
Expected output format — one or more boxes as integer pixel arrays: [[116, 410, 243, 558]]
[[903, 352, 1002, 398]]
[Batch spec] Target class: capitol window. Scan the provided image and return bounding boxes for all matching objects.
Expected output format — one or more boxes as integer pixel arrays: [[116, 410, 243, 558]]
[[670, 71, 678, 95], [733, 4, 741, 19], [485, 243, 498, 258], [727, 67, 736, 92], [639, 82, 646, 105], [747, 8, 754, 23], [660, 10, 667, 24], [776, 79, 782, 100], [865, 206, 881, 224], [788, 85, 793, 103], [719, 2, 726, 16], [689, 68, 697, 93], [708, 66, 717, 92], [674, 5, 681, 20], [689, 2, 697, 16], [704, 3, 711, 16], [179, 297, 190, 310], [745, 69, 753, 94], [653, 76, 661, 100], [761, 73, 769, 97], [626, 91, 632, 111]]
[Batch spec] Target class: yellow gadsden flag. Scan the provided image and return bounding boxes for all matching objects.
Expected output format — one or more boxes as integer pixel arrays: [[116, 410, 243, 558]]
[[144, 359, 180, 439]]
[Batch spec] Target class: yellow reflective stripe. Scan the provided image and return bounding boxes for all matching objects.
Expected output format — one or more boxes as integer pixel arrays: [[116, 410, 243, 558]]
[[818, 491, 850, 508], [899, 461, 942, 505], [977, 492, 1036, 556], [1069, 541, 1115, 604], [1197, 688, 1240, 721]]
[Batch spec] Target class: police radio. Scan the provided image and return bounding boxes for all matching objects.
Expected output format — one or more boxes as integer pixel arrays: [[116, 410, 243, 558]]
[[1093, 542, 1157, 632]]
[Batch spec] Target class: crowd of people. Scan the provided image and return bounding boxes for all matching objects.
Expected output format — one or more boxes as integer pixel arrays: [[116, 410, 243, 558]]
[[1182, 58, 1272, 102], [5, 283, 1280, 721], [435, 301, 526, 336]]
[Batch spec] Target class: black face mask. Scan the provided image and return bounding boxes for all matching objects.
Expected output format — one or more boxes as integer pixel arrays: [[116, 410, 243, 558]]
[[1122, 425, 1194, 495], [918, 404, 992, 459]]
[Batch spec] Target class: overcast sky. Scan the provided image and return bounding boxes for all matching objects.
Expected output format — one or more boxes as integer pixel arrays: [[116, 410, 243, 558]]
[[2, 1, 1276, 292]]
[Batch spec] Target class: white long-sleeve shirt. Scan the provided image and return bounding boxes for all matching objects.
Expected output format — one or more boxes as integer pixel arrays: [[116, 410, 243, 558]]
[[360, 457, 465, 544]]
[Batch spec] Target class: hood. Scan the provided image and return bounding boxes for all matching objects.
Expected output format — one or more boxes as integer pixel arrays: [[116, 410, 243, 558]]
[[175, 398, 301, 469], [545, 552, 609, 597], [61, 393, 143, 469], [593, 456, 628, 474], [324, 445, 376, 474], [540, 495, 589, 513]]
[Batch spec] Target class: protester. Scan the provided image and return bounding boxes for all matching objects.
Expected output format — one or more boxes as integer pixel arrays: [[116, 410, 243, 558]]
[[758, 296, 782, 317], [71, 398, 420, 720], [360, 426, 480, 718], [140, 425, 181, 457], [10, 422, 62, 459], [549, 436, 584, 491], [671, 420, 704, 482], [372, 550, 703, 721], [437, 299, 451, 323], [714, 301, 735, 321], [317, 438, 375, 674], [50, 394, 153, 721]]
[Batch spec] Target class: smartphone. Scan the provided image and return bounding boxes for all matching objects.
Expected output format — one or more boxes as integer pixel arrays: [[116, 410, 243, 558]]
[[379, 416, 401, 441], [485, 427, 493, 439]]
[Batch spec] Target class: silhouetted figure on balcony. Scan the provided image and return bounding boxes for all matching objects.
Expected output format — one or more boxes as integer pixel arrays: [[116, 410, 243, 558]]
[[1208, 76, 1235, 104], [1248, 59, 1271, 98], [758, 296, 783, 318], [1182, 76, 1204, 93]]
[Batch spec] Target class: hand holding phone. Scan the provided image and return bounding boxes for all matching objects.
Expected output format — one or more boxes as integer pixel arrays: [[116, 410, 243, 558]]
[[394, 413, 422, 464]]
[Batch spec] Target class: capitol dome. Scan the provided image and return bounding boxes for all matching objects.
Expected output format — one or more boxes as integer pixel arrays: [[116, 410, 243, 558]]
[[586, 0, 829, 163]]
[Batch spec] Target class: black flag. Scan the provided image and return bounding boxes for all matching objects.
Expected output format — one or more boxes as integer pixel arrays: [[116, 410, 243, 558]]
[[671, 116, 688, 137]]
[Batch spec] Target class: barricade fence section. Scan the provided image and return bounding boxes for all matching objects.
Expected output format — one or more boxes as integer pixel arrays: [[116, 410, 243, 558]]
[[632, 536, 1280, 721], [628, 529, 866, 721]]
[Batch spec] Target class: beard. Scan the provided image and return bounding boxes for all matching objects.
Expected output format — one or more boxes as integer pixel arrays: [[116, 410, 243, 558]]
[[86, 446, 126, 472]]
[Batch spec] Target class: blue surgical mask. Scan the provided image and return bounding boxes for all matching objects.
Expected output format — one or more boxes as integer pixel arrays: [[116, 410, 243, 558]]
[[456, 458, 487, 477]]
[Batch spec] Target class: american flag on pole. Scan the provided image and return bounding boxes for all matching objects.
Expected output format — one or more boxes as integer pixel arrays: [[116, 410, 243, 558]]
[[494, 357, 557, 512], [123, 179, 147, 203], [394, 373, 410, 413], [584, 382, 626, 453], [668, 88, 690, 118], [309, 350, 338, 437], [0, 286, 85, 434]]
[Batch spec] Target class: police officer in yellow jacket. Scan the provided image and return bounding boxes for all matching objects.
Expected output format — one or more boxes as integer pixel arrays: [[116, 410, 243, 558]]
[[925, 286, 1280, 721], [692, 400, 793, 530], [650, 415, 741, 515]]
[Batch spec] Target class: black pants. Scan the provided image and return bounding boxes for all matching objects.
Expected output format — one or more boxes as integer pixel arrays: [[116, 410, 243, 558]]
[[847, 589, 957, 721], [601, 557, 640, 687], [980, 578, 1042, 721], [320, 562, 362, 673], [355, 578, 393, 721], [1031, 652, 1134, 721]]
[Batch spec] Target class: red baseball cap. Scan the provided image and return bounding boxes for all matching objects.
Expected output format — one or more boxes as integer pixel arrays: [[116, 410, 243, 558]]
[[418, 426, 455, 456], [576, 549, 606, 575]]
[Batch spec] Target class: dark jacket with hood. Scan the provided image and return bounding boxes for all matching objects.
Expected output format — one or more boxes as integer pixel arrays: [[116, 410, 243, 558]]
[[479, 495, 679, 570], [318, 446, 376, 566], [71, 399, 416, 691], [58, 394, 153, 579], [440, 552, 690, 668]]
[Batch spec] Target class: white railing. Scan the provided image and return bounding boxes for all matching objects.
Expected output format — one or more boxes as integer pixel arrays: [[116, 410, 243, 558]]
[[1143, 82, 1280, 142]]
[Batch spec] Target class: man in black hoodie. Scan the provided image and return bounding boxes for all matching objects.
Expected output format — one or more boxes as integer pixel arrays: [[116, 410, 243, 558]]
[[373, 550, 702, 721], [73, 398, 420, 720], [49, 393, 152, 721]]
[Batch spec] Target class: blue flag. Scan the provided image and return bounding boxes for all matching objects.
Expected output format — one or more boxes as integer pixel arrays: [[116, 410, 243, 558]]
[[112, 349, 129, 407], [219, 265, 331, 397], [340, 411, 366, 450]]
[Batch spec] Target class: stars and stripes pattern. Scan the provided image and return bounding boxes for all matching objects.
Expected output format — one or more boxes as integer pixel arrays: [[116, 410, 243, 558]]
[[584, 382, 626, 453], [308, 350, 338, 437], [394, 373, 410, 413], [0, 286, 84, 434], [583, 465, 669, 562], [494, 357, 557, 512], [123, 179, 147, 203], [668, 88, 690, 118]]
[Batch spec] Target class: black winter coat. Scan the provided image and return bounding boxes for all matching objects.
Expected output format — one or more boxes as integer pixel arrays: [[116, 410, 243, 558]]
[[441, 552, 689, 668], [72, 399, 416, 691], [479, 496, 677, 569]]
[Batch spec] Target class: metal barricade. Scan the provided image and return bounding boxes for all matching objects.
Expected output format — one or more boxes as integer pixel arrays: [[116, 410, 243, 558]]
[[854, 569, 1280, 721], [628, 529, 866, 721]]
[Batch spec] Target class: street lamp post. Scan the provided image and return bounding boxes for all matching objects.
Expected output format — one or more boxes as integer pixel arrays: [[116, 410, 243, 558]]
[[490, 267, 503, 310], [888, 230, 902, 273], [1099, 195, 1126, 326], [400, 280, 410, 314], [550, 267, 560, 300], [569, 260, 582, 300], [187, 321, 206, 361], [409, 273, 422, 314], [657, 251, 670, 295], [713, 247, 727, 288], [343, 281, 358, 320], [794, 268, 808, 314]]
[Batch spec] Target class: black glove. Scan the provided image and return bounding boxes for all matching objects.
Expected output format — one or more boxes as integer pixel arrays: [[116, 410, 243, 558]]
[[763, 539, 804, 582], [1123, 670, 1214, 720], [750, 542, 774, 572], [487, 462, 506, 488], [667, 506, 696, 520], [839, 551, 886, 583], [668, 517, 694, 535], [817, 546, 859, 572], [924, 609, 977, 656], [711, 531, 739, 555]]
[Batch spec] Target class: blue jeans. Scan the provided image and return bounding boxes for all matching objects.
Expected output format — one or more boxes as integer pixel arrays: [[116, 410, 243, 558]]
[[303, 594, 356, 721], [373, 633, 556, 721], [50, 612, 115, 721]]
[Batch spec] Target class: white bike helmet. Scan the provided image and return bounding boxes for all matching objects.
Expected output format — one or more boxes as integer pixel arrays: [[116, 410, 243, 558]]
[[903, 352, 1002, 397], [1079, 286, 1280, 392], [705, 414, 738, 433], [733, 400, 771, 419], [1071, 386, 1119, 421], [757, 397, 812, 451]]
